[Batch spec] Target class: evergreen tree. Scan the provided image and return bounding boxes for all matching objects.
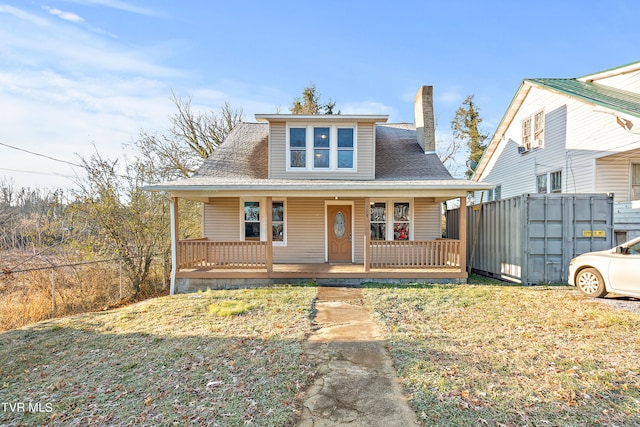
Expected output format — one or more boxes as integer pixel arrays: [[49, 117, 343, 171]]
[[290, 83, 338, 114], [451, 95, 488, 177]]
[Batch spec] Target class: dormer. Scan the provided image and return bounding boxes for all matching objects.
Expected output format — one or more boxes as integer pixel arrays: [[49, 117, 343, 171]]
[[256, 114, 388, 180]]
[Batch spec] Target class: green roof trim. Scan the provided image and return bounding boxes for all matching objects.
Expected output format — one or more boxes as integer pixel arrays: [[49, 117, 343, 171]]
[[526, 78, 640, 119]]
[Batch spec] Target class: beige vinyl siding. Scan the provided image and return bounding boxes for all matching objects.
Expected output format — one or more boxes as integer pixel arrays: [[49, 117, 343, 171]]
[[413, 198, 442, 240], [268, 121, 286, 179], [269, 121, 375, 180], [273, 198, 326, 263], [203, 197, 240, 240]]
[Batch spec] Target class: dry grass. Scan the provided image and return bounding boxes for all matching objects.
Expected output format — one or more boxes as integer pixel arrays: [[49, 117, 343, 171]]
[[0, 255, 167, 332], [0, 286, 317, 426], [363, 283, 640, 426]]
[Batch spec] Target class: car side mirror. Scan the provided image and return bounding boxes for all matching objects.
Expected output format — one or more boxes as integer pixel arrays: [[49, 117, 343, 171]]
[[615, 246, 629, 255]]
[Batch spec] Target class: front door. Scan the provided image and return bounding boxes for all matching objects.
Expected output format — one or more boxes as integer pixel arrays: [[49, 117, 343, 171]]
[[327, 205, 352, 262]]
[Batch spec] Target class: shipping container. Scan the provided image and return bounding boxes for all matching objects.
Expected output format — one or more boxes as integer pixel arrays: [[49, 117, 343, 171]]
[[445, 193, 614, 285]]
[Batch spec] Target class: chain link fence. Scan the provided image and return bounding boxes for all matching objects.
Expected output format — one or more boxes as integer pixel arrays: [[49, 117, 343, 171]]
[[0, 254, 168, 331]]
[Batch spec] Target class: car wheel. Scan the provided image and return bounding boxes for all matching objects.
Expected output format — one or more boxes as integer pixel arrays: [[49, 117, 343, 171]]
[[576, 268, 608, 298]]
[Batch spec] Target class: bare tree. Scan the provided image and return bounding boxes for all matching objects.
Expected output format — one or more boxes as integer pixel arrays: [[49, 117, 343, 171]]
[[70, 151, 170, 298], [169, 93, 244, 160]]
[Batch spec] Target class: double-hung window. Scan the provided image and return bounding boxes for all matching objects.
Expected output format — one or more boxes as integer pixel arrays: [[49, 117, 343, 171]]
[[536, 174, 548, 193], [632, 163, 640, 200], [550, 171, 562, 193], [313, 128, 330, 168], [243, 201, 261, 241], [242, 199, 286, 244], [288, 125, 356, 171], [536, 171, 561, 193], [533, 110, 545, 148], [370, 202, 386, 241], [337, 128, 354, 168], [370, 200, 411, 241], [272, 201, 285, 242], [289, 128, 306, 168], [522, 118, 532, 150]]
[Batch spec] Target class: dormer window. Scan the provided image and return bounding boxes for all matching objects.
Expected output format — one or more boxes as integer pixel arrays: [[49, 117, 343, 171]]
[[289, 128, 307, 168], [314, 127, 330, 168], [287, 124, 357, 171]]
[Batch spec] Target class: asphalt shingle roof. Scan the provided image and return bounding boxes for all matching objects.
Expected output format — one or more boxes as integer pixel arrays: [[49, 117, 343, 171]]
[[527, 78, 640, 119], [192, 122, 453, 182]]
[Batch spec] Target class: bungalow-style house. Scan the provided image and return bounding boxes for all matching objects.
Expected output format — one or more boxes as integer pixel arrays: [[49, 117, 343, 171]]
[[147, 86, 492, 294], [472, 61, 640, 244]]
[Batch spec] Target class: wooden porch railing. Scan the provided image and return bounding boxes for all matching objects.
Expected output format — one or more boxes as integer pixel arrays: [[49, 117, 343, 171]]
[[177, 240, 268, 269], [369, 239, 461, 269]]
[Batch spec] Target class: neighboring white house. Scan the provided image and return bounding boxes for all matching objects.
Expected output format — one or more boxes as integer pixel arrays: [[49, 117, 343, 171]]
[[472, 61, 640, 243]]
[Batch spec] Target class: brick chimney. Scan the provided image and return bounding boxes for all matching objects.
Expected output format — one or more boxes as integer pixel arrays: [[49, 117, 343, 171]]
[[414, 86, 436, 153]]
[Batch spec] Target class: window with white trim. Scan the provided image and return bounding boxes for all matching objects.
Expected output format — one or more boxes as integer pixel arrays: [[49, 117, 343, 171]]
[[522, 117, 532, 151], [289, 128, 306, 168], [243, 201, 261, 241], [632, 163, 640, 200], [370, 200, 411, 241], [272, 201, 285, 242], [287, 124, 356, 171], [242, 199, 286, 244], [533, 110, 545, 148], [550, 170, 562, 193], [520, 110, 545, 153], [370, 202, 386, 241], [536, 171, 561, 193], [536, 174, 548, 193]]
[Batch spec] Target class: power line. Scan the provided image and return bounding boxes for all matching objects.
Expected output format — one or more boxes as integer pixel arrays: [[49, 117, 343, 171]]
[[0, 167, 78, 178], [0, 141, 84, 168]]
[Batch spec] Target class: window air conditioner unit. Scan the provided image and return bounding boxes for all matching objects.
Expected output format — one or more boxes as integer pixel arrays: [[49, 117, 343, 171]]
[[518, 145, 528, 154]]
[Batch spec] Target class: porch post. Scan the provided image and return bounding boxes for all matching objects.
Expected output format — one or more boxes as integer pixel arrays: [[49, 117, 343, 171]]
[[458, 196, 467, 276], [364, 197, 370, 272], [266, 197, 273, 274], [169, 196, 179, 295]]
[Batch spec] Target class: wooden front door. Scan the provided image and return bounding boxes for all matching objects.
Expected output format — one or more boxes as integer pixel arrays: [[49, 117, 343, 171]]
[[327, 205, 352, 262]]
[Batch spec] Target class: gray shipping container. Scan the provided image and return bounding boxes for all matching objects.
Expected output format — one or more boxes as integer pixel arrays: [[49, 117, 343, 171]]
[[445, 193, 614, 285]]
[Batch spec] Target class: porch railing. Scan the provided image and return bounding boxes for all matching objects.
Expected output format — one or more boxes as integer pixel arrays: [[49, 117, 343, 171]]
[[369, 239, 460, 269], [177, 239, 268, 269]]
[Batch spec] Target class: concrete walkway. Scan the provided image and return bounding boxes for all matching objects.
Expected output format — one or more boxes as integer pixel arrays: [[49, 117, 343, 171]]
[[297, 287, 419, 427]]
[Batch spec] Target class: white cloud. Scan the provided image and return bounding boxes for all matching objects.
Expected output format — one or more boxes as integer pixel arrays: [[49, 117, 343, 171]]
[[0, 5, 49, 26], [46, 7, 84, 23], [63, 0, 159, 16], [340, 101, 397, 117]]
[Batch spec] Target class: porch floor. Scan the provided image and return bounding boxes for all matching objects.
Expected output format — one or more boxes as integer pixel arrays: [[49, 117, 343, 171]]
[[176, 262, 465, 280]]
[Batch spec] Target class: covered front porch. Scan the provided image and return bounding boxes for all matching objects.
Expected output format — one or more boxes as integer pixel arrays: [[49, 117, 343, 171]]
[[168, 195, 469, 293]]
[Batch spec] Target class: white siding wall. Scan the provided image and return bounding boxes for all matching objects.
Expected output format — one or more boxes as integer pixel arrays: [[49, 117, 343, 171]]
[[596, 152, 640, 202], [591, 70, 640, 94], [478, 85, 640, 202]]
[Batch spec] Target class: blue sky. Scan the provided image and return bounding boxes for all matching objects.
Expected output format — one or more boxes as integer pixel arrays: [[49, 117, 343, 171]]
[[1, 0, 639, 188]]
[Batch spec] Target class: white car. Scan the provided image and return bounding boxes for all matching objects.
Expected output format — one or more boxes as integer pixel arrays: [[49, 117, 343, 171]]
[[568, 236, 640, 298]]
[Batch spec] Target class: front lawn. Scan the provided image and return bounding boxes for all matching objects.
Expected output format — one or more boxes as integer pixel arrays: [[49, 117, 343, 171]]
[[364, 284, 640, 426], [0, 287, 317, 426]]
